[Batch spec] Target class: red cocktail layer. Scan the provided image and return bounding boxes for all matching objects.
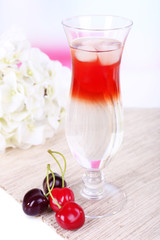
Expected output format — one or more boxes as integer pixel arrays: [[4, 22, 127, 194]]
[[71, 50, 120, 103]]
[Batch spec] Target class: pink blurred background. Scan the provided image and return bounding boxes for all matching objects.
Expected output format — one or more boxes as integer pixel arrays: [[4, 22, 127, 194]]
[[0, 0, 160, 107]]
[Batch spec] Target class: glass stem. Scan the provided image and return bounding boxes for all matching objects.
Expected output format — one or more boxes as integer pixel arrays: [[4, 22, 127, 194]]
[[81, 170, 105, 199]]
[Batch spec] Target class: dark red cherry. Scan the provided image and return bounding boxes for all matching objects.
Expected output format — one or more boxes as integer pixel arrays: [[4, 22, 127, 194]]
[[43, 173, 67, 194], [22, 188, 48, 216], [55, 201, 85, 230]]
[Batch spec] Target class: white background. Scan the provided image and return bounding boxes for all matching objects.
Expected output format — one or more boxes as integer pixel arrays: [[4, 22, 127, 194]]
[[0, 0, 160, 108], [0, 1, 160, 240]]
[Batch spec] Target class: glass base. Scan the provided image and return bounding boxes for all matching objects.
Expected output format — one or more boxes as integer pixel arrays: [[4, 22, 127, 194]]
[[70, 181, 126, 218]]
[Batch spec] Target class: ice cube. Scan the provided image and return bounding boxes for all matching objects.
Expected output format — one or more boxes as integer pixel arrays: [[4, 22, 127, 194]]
[[98, 48, 122, 65], [75, 45, 97, 62], [96, 40, 122, 65], [95, 39, 121, 51]]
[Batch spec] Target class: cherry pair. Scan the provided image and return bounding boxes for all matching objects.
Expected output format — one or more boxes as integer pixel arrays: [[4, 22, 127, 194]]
[[22, 150, 85, 230]]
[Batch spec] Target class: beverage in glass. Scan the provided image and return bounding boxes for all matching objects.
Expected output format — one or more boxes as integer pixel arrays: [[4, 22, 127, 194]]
[[62, 15, 132, 218]]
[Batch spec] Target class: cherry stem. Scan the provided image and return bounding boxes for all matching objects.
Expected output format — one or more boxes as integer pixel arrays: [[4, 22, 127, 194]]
[[48, 150, 66, 188], [46, 164, 61, 209]]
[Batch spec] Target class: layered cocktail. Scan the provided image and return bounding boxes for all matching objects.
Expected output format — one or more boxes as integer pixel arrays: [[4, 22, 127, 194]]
[[66, 37, 123, 169], [63, 15, 132, 218]]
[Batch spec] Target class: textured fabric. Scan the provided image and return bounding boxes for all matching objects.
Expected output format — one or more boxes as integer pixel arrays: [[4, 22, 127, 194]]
[[0, 109, 160, 240]]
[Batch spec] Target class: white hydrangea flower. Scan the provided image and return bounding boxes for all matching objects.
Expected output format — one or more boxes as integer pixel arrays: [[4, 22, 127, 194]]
[[0, 71, 25, 114], [0, 28, 71, 152]]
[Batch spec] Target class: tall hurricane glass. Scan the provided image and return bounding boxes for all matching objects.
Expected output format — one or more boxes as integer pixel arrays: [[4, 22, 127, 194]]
[[62, 15, 132, 218]]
